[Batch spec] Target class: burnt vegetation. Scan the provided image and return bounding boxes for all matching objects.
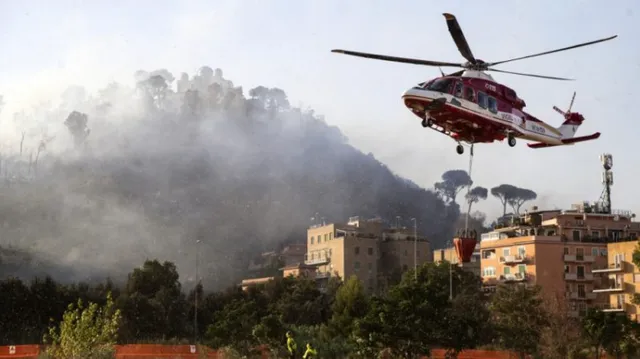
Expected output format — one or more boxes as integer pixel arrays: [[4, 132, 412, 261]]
[[0, 66, 538, 289]]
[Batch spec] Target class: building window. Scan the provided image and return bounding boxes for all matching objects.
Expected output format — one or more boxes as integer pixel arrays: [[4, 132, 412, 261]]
[[355, 247, 360, 255], [591, 248, 598, 257], [577, 284, 585, 298], [572, 230, 581, 241], [504, 267, 511, 275], [564, 265, 570, 273], [517, 246, 525, 257], [324, 234, 328, 242], [591, 231, 600, 238], [329, 232, 333, 240], [577, 265, 585, 278], [503, 248, 510, 257], [564, 247, 569, 255], [578, 302, 587, 315], [483, 267, 496, 277], [354, 261, 360, 271], [368, 262, 373, 272], [310, 236, 314, 245], [518, 265, 526, 274], [368, 247, 374, 256], [634, 273, 640, 283]]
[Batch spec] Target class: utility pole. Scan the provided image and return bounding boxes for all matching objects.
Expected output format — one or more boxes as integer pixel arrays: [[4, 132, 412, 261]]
[[412, 218, 417, 280], [194, 239, 201, 344], [449, 240, 453, 300]]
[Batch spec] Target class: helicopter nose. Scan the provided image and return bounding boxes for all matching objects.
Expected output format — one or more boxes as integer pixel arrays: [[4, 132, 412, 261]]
[[402, 87, 423, 99]]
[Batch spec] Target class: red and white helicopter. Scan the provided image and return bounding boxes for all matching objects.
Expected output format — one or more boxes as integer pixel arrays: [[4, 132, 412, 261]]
[[331, 13, 617, 155]]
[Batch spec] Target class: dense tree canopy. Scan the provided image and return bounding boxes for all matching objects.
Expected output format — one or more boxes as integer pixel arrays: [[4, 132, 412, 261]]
[[0, 257, 637, 358], [490, 184, 538, 217]]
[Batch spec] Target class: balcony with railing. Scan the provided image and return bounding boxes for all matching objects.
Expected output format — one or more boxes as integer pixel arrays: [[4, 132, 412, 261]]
[[499, 255, 528, 264], [315, 271, 331, 279], [600, 303, 625, 312], [592, 280, 624, 293], [304, 255, 330, 266], [565, 273, 594, 281], [569, 292, 597, 300], [563, 254, 595, 262], [592, 262, 623, 273], [501, 272, 528, 283]]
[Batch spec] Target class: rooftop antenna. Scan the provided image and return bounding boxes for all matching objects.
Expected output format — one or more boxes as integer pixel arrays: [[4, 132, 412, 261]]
[[598, 153, 613, 214]]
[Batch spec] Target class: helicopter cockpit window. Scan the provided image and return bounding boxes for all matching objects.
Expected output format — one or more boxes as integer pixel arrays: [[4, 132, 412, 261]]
[[464, 87, 475, 102], [477, 91, 488, 109], [487, 96, 498, 113], [453, 82, 463, 98], [426, 78, 453, 93]]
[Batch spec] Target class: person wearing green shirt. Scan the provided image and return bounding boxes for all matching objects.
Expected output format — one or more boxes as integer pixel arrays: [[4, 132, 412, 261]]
[[286, 331, 297, 359], [303, 343, 317, 358]]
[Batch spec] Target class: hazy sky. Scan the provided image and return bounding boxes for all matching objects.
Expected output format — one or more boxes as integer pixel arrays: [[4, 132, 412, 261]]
[[0, 0, 638, 220]]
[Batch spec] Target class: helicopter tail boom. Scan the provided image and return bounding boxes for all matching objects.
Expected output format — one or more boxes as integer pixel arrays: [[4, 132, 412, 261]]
[[527, 132, 601, 149]]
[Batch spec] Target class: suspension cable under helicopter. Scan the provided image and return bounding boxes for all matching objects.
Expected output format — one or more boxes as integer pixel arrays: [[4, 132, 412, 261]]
[[463, 143, 474, 232]]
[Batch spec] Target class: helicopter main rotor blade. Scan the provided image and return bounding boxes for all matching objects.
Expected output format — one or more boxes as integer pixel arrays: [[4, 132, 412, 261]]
[[488, 68, 574, 81], [487, 35, 617, 67], [443, 13, 477, 64], [331, 49, 463, 68]]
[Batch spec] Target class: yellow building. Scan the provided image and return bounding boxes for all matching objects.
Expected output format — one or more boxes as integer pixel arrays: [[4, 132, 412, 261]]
[[480, 204, 640, 317], [592, 239, 640, 320], [306, 216, 431, 293]]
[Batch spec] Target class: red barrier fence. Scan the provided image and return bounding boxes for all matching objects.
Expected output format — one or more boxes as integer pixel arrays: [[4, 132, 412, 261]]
[[429, 349, 523, 358], [0, 345, 41, 358], [0, 345, 596, 359], [115, 345, 220, 358]]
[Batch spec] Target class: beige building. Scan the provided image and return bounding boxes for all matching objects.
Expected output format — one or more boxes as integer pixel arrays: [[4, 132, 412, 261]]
[[433, 242, 481, 277], [480, 204, 640, 317], [592, 239, 640, 320], [306, 216, 431, 293]]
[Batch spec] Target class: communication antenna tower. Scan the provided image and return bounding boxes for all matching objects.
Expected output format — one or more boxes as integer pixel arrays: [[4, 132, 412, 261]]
[[598, 153, 613, 214]]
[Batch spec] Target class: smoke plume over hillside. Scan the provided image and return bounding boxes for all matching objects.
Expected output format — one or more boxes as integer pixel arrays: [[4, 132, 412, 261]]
[[0, 66, 460, 289]]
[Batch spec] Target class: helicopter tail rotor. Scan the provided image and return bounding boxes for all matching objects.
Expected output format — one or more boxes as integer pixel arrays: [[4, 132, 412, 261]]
[[553, 91, 577, 116]]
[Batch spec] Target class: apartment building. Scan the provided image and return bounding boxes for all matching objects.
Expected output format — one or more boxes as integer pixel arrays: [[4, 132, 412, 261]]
[[306, 216, 431, 293], [592, 239, 640, 320], [433, 243, 481, 277], [480, 203, 640, 317]]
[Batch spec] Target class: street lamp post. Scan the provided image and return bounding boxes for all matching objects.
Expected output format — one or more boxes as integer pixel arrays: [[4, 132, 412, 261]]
[[194, 239, 201, 344], [412, 218, 417, 280]]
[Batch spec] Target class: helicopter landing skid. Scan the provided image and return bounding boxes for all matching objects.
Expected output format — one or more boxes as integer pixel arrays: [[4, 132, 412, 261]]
[[419, 119, 477, 155]]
